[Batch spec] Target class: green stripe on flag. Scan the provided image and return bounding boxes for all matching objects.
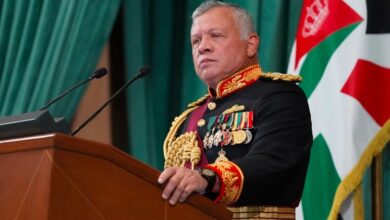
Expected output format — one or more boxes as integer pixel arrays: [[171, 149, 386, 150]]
[[299, 23, 360, 98], [302, 134, 341, 220]]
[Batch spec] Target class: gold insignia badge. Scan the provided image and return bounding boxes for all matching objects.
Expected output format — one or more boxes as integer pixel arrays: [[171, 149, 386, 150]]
[[222, 105, 245, 114], [216, 149, 229, 163]]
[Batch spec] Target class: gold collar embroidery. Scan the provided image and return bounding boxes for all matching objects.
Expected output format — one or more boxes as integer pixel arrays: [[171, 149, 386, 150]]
[[209, 64, 262, 99]]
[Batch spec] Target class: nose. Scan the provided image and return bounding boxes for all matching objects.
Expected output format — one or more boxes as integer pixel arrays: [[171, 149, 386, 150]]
[[198, 36, 213, 54]]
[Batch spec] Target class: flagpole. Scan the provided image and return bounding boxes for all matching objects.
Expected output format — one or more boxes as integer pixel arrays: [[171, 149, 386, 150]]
[[372, 154, 383, 220]]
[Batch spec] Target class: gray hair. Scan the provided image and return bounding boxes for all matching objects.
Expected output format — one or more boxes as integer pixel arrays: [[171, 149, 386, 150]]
[[192, 0, 256, 39]]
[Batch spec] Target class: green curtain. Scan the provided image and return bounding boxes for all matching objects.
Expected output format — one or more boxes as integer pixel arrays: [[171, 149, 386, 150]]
[[0, 0, 120, 121], [122, 0, 302, 169]]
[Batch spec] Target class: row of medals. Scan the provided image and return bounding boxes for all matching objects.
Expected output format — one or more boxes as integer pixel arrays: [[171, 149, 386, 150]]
[[203, 124, 252, 149]]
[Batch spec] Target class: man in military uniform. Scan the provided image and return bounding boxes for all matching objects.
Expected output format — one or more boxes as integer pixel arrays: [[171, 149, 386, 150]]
[[158, 1, 312, 219]]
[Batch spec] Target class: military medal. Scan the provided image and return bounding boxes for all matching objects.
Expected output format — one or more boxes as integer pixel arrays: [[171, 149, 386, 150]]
[[243, 111, 253, 144], [206, 127, 216, 149], [207, 134, 214, 148], [204, 116, 220, 149], [208, 127, 217, 148], [228, 112, 237, 145], [232, 112, 245, 144], [217, 121, 230, 146], [212, 114, 227, 147], [232, 129, 246, 144], [213, 129, 223, 147], [203, 132, 210, 149], [244, 129, 252, 144], [221, 129, 232, 146]]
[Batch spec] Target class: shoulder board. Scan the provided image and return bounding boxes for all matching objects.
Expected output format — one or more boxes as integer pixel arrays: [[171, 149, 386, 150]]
[[187, 94, 209, 108], [260, 72, 302, 82]]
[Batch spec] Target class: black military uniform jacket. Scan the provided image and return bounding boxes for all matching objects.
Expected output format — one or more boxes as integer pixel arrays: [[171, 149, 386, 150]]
[[164, 64, 312, 207]]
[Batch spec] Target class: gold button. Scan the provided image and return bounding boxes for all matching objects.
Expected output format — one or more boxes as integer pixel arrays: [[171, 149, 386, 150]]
[[197, 119, 206, 127], [208, 102, 216, 110]]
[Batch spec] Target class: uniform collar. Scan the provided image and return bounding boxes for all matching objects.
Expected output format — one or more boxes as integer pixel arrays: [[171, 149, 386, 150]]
[[208, 64, 262, 99]]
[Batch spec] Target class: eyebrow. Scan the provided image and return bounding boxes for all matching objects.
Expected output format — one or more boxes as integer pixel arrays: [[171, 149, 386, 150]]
[[191, 28, 224, 38]]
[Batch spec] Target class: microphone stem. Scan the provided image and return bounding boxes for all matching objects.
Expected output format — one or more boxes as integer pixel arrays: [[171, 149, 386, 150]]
[[40, 79, 90, 111], [71, 74, 143, 136]]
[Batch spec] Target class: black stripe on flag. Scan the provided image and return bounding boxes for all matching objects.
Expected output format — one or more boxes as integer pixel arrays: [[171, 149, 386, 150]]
[[366, 0, 390, 34]]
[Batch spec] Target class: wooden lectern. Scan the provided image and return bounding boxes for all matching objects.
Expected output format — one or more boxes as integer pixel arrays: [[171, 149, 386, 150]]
[[0, 133, 232, 220]]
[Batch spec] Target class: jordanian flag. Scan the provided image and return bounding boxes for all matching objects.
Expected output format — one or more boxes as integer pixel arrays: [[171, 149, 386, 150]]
[[287, 0, 390, 219]]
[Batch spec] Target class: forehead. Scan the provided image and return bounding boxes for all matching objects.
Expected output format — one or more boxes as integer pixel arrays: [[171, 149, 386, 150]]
[[191, 7, 236, 35]]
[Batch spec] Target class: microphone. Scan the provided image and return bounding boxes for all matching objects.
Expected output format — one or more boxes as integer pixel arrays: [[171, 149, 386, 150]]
[[40, 68, 108, 110], [71, 66, 151, 136]]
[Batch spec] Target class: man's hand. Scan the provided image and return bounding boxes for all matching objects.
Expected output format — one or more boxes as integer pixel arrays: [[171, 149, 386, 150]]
[[158, 167, 207, 205]]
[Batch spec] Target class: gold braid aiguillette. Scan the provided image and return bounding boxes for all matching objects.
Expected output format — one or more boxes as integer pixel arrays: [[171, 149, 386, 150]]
[[163, 94, 208, 169]]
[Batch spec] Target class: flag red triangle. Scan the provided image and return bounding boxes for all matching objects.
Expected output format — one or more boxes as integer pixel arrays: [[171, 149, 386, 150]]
[[341, 60, 390, 126], [295, 0, 363, 69]]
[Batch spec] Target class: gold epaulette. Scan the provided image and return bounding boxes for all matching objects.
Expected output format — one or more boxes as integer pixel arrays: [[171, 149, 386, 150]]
[[260, 72, 302, 82], [187, 94, 209, 108], [163, 94, 209, 166]]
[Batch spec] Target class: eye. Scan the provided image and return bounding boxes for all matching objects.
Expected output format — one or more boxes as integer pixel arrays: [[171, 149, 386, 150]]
[[211, 33, 222, 38], [191, 38, 200, 46]]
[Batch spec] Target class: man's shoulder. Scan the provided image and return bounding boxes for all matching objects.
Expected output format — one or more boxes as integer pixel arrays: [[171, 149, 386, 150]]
[[253, 73, 304, 92], [239, 73, 307, 101]]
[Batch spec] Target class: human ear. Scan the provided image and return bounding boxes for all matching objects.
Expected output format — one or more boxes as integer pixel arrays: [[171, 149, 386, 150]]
[[247, 34, 259, 58]]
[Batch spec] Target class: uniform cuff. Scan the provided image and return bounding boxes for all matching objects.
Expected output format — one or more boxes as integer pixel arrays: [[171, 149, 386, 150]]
[[205, 161, 244, 205]]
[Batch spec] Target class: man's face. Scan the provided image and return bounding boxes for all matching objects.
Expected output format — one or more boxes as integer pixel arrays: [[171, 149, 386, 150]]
[[191, 7, 256, 89]]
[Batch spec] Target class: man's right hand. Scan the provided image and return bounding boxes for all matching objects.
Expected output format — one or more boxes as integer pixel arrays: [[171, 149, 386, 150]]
[[158, 167, 207, 205]]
